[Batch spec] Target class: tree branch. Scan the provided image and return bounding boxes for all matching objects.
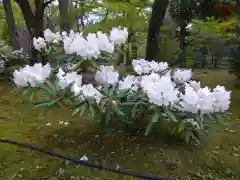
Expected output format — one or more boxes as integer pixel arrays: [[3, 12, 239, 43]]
[[14, 0, 35, 34]]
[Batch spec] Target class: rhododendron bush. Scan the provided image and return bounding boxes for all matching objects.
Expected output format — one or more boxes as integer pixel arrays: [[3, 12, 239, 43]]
[[12, 28, 231, 143]]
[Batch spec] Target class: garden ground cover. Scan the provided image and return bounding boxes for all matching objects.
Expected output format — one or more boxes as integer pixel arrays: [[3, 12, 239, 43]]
[[0, 69, 240, 179]]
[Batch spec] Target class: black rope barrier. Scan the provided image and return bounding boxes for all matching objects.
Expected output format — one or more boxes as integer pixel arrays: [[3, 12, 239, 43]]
[[0, 137, 169, 180]]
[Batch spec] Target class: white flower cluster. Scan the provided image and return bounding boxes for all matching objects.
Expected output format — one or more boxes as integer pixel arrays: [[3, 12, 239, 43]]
[[173, 69, 192, 83], [56, 68, 82, 89], [33, 27, 128, 60], [13, 57, 231, 116], [33, 37, 46, 52], [57, 68, 102, 104], [132, 59, 168, 75], [95, 65, 119, 86], [141, 73, 179, 107], [94, 65, 138, 91], [178, 82, 231, 114], [130, 60, 231, 114], [118, 75, 139, 91], [13, 63, 51, 87], [109, 27, 128, 45], [44, 29, 62, 43], [63, 27, 128, 59]]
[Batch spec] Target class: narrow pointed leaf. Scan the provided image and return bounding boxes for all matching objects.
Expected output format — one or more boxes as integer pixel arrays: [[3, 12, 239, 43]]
[[163, 107, 177, 122]]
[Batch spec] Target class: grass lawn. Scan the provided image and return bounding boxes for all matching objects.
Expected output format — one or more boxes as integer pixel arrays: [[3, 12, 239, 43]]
[[0, 70, 240, 180]]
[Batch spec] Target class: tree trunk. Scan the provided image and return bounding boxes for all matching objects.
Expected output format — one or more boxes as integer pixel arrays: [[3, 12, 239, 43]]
[[179, 21, 187, 67], [145, 0, 169, 61], [58, 0, 72, 33], [14, 0, 51, 65], [2, 0, 20, 50]]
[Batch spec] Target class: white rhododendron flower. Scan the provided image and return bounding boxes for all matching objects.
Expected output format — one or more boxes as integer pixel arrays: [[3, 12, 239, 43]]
[[197, 87, 215, 114], [142, 74, 179, 107], [179, 83, 231, 114], [44, 29, 56, 43], [212, 85, 231, 112], [63, 33, 101, 59], [178, 84, 201, 113], [63, 37, 74, 54], [78, 84, 103, 104], [173, 69, 192, 83], [61, 31, 68, 38], [132, 59, 151, 75], [178, 84, 226, 114], [97, 32, 114, 53], [110, 27, 128, 45], [56, 68, 82, 89], [33, 37, 46, 51], [141, 73, 161, 92], [189, 80, 201, 91], [55, 32, 62, 42], [69, 30, 75, 39], [61, 27, 129, 58], [95, 65, 119, 85], [13, 63, 51, 87], [148, 61, 168, 72], [132, 59, 168, 75], [118, 75, 138, 91]]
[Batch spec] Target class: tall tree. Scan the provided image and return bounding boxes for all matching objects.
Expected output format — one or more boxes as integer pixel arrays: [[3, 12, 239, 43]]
[[58, 0, 73, 33], [146, 0, 169, 61], [14, 0, 54, 65], [2, 0, 19, 50]]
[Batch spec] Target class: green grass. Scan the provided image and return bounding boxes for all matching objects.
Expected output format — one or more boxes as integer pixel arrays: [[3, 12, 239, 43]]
[[0, 70, 240, 179]]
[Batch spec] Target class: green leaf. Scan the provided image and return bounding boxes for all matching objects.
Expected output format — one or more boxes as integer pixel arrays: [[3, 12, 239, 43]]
[[28, 90, 36, 102], [215, 114, 225, 124], [105, 104, 112, 125], [71, 60, 83, 70], [22, 87, 35, 98], [72, 102, 85, 116], [145, 121, 155, 136], [145, 112, 161, 136], [113, 106, 124, 117], [72, 107, 81, 116], [185, 131, 190, 143], [132, 101, 142, 118], [79, 103, 88, 116], [45, 80, 57, 95], [121, 101, 136, 106], [163, 107, 177, 122], [34, 100, 51, 109], [109, 86, 116, 96], [88, 104, 95, 117], [40, 84, 53, 94], [151, 111, 161, 123], [47, 98, 61, 107]]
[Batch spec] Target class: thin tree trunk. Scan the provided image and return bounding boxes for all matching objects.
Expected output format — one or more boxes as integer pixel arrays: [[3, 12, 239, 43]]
[[145, 0, 169, 61], [2, 0, 20, 50], [179, 21, 186, 67], [14, 0, 53, 65], [59, 0, 72, 33], [80, 0, 85, 29]]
